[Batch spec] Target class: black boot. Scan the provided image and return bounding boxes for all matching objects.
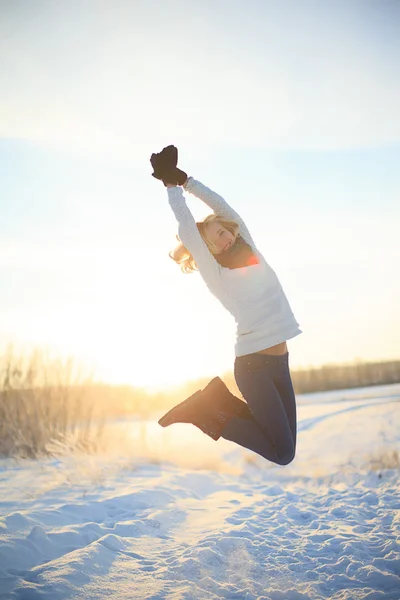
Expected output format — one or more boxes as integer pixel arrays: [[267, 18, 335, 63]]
[[158, 377, 254, 441]]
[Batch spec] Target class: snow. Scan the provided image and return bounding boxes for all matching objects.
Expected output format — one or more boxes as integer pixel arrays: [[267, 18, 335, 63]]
[[0, 383, 399, 599]]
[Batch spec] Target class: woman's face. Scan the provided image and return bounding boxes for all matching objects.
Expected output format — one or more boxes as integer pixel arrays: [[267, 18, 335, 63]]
[[206, 221, 236, 254]]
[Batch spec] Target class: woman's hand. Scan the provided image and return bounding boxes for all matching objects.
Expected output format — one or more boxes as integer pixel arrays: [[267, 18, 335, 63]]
[[150, 145, 187, 186]]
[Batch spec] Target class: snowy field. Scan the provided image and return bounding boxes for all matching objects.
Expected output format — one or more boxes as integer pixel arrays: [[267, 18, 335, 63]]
[[0, 383, 399, 599]]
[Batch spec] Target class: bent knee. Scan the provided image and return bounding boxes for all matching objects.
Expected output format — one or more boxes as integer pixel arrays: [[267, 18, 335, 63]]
[[275, 446, 296, 466]]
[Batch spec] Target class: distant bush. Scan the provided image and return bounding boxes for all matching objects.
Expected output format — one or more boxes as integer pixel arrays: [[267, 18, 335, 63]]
[[0, 347, 103, 458], [289, 359, 400, 393], [365, 449, 400, 472]]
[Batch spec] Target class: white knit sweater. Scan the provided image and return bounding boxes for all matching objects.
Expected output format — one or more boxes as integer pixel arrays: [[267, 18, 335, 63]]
[[167, 177, 302, 356]]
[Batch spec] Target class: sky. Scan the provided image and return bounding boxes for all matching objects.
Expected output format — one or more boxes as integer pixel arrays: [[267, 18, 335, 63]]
[[0, 0, 399, 391]]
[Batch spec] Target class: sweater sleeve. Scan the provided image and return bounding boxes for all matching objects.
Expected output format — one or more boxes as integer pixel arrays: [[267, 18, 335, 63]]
[[182, 177, 256, 247], [167, 185, 221, 286]]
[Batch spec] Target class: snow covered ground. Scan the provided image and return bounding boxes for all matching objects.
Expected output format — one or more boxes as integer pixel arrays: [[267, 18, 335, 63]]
[[0, 383, 399, 599]]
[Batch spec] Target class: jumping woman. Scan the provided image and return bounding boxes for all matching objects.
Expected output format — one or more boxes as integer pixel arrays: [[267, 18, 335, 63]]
[[150, 145, 302, 466]]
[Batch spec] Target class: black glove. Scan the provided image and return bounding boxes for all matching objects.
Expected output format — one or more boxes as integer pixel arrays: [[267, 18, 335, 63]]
[[150, 145, 176, 176], [150, 145, 187, 186], [160, 167, 188, 186]]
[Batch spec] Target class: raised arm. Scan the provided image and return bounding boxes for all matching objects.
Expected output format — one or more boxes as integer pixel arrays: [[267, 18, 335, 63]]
[[167, 185, 220, 287], [182, 177, 256, 248]]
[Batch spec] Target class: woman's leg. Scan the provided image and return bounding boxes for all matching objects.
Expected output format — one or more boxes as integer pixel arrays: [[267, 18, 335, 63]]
[[220, 352, 296, 465], [221, 415, 287, 464], [272, 360, 297, 455]]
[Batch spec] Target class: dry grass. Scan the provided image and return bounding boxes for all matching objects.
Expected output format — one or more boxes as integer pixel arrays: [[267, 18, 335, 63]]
[[0, 347, 105, 459], [365, 448, 400, 472]]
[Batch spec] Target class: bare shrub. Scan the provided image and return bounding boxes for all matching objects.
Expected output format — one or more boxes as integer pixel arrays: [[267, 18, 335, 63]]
[[0, 346, 104, 459], [366, 448, 400, 472]]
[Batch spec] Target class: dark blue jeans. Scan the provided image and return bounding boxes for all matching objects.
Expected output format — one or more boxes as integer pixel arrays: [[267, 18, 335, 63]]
[[221, 352, 297, 465]]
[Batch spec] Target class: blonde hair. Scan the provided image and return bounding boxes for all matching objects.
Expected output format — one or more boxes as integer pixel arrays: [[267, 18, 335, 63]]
[[169, 213, 240, 274]]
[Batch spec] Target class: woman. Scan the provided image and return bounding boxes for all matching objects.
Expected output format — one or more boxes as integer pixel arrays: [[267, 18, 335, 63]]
[[151, 146, 302, 466]]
